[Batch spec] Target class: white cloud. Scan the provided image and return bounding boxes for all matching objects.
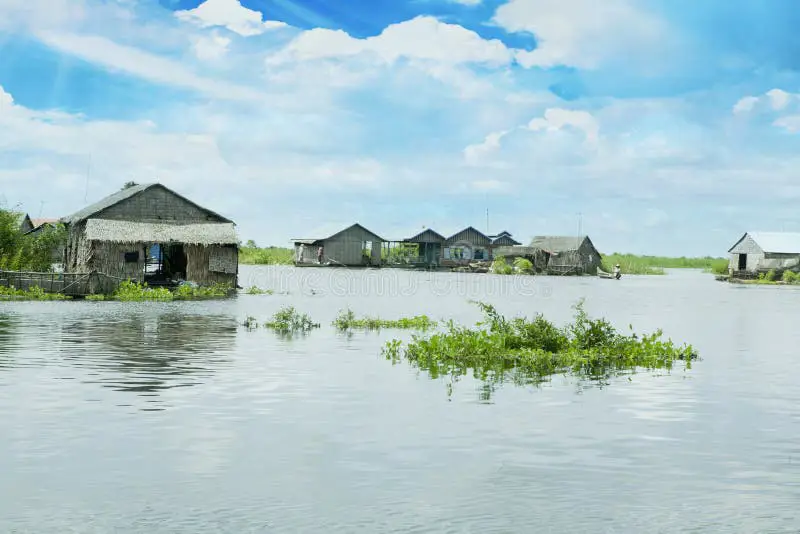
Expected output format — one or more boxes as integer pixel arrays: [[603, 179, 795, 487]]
[[464, 130, 510, 166], [175, 0, 287, 37], [190, 30, 231, 61], [267, 16, 514, 67], [527, 108, 599, 143], [773, 115, 800, 133], [766, 89, 791, 110], [450, 0, 482, 4], [494, 0, 667, 69], [732, 95, 759, 114], [34, 31, 263, 101]]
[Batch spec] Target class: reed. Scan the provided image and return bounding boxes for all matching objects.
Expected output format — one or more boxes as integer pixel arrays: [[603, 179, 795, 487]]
[[238, 243, 294, 265]]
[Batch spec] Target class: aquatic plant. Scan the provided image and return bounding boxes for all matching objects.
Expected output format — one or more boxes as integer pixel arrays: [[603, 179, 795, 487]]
[[242, 315, 259, 330], [0, 285, 70, 301], [245, 285, 274, 295], [106, 280, 232, 301], [332, 308, 437, 331], [383, 299, 698, 397], [263, 306, 320, 334]]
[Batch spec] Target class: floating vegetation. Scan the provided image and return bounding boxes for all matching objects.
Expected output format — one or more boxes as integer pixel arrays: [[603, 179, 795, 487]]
[[382, 299, 698, 398], [0, 285, 70, 301], [263, 306, 320, 334], [244, 285, 275, 295], [332, 308, 438, 331], [490, 256, 514, 275], [242, 315, 259, 330], [731, 270, 800, 285], [87, 280, 233, 302]]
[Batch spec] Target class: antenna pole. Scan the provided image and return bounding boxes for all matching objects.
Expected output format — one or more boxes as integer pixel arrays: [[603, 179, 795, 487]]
[[486, 208, 489, 234]]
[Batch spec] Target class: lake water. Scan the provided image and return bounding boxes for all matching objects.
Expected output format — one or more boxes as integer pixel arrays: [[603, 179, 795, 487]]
[[1, 266, 799, 533]]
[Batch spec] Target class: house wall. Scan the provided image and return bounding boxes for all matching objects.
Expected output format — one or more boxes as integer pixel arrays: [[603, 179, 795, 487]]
[[186, 244, 238, 286], [324, 226, 383, 266], [97, 187, 226, 223], [90, 241, 147, 281]]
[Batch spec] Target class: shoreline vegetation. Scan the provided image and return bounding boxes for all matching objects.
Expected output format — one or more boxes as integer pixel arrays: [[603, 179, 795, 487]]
[[238, 242, 727, 276]]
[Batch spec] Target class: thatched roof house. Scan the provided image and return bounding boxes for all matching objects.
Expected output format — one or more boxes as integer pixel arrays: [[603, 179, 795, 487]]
[[61, 183, 239, 288], [727, 231, 800, 275], [529, 235, 602, 275]]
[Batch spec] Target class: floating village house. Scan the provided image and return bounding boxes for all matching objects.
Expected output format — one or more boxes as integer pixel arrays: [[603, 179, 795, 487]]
[[727, 232, 800, 277], [293, 223, 384, 267], [441, 226, 493, 266], [13, 212, 34, 234], [403, 229, 446, 266], [60, 183, 239, 288], [495, 235, 602, 275]]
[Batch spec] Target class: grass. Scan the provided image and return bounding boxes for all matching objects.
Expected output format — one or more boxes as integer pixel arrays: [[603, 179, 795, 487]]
[[600, 254, 729, 276], [239, 245, 294, 265], [490, 256, 534, 275], [0, 285, 71, 300], [332, 309, 438, 331], [262, 306, 320, 334], [382, 299, 698, 398]]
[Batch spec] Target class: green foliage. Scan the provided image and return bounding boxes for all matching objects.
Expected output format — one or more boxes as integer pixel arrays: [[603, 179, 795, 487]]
[[763, 270, 777, 282], [263, 306, 320, 334], [245, 285, 274, 295], [107, 280, 232, 301], [0, 208, 66, 272], [0, 285, 70, 300], [513, 257, 534, 274], [383, 300, 697, 397], [491, 256, 514, 275], [782, 270, 798, 283], [332, 308, 437, 331], [600, 253, 728, 275], [238, 245, 294, 265]]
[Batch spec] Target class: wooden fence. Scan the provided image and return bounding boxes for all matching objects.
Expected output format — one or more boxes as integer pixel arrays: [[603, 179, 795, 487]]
[[0, 270, 122, 296]]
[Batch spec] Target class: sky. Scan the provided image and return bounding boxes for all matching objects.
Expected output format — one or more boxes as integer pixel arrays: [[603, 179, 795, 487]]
[[1, 0, 800, 256]]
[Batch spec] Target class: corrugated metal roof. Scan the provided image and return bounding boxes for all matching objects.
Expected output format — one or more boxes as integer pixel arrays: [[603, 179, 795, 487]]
[[84, 219, 238, 245], [529, 236, 587, 252], [743, 232, 800, 254], [61, 183, 232, 225]]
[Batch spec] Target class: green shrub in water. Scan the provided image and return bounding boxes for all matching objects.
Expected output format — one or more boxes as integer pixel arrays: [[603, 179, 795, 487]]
[[0, 285, 70, 301], [332, 308, 437, 331], [383, 299, 698, 396], [263, 306, 320, 334]]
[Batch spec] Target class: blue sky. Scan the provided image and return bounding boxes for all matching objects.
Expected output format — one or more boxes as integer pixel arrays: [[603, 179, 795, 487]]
[[1, 0, 800, 256]]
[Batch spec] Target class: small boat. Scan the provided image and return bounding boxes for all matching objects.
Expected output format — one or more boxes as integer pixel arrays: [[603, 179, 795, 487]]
[[598, 270, 620, 280]]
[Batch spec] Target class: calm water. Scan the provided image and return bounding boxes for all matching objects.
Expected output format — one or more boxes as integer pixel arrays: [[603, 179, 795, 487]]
[[1, 266, 799, 533]]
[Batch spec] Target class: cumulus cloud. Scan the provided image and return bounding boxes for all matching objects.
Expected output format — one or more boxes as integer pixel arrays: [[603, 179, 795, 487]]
[[732, 88, 800, 133], [526, 108, 599, 143], [266, 16, 515, 67], [175, 0, 287, 36], [494, 0, 667, 69]]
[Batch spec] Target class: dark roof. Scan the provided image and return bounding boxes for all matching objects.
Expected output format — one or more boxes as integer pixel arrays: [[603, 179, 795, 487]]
[[491, 235, 521, 246], [529, 235, 594, 252], [405, 228, 446, 243], [60, 183, 232, 225], [293, 223, 385, 244], [445, 226, 491, 245]]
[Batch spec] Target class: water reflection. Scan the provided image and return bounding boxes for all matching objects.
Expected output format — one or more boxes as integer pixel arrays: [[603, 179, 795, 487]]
[[0, 313, 18, 362], [58, 313, 237, 398]]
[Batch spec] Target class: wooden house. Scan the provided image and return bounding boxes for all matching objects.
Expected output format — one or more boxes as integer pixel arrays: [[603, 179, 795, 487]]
[[292, 223, 384, 267], [528, 235, 602, 275], [26, 218, 60, 237], [60, 183, 239, 288], [442, 226, 492, 266], [403, 229, 446, 266], [12, 212, 34, 234], [727, 232, 800, 278]]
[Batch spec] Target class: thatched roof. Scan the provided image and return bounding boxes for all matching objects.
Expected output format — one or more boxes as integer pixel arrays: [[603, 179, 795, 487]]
[[529, 236, 590, 252], [84, 219, 238, 245], [61, 183, 232, 225]]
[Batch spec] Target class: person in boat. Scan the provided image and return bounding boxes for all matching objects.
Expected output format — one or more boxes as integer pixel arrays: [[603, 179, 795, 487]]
[[297, 243, 305, 264], [613, 263, 621, 279]]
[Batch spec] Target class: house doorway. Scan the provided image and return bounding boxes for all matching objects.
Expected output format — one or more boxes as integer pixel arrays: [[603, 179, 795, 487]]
[[145, 243, 188, 284], [738, 254, 747, 270]]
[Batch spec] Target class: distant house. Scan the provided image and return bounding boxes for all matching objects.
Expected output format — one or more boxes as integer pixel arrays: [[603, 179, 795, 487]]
[[26, 218, 60, 237], [442, 226, 492, 265], [403, 228, 446, 266], [292, 223, 384, 267], [526, 235, 603, 275], [12, 213, 34, 234], [60, 183, 239, 288], [727, 232, 800, 276]]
